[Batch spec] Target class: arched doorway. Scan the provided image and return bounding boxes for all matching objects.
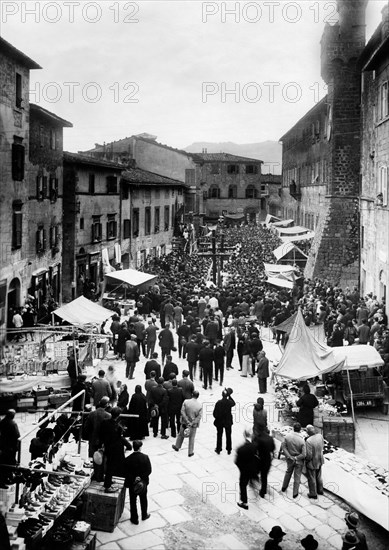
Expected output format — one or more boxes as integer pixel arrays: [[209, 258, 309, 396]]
[[7, 278, 21, 327]]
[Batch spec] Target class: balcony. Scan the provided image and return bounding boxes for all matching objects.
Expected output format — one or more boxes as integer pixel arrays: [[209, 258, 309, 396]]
[[289, 180, 301, 200]]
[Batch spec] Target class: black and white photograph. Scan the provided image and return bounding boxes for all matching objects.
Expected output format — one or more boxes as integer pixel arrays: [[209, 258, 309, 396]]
[[0, 0, 388, 548]]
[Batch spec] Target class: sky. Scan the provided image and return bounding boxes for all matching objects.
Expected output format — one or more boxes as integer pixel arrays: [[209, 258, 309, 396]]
[[1, 0, 387, 152]]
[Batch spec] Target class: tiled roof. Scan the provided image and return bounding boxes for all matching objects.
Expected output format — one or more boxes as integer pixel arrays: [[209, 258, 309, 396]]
[[0, 37, 41, 69], [121, 167, 186, 187], [30, 104, 73, 127], [63, 152, 124, 170], [190, 152, 263, 163]]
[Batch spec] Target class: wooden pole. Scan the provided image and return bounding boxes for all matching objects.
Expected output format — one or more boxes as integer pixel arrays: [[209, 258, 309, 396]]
[[212, 230, 217, 284], [346, 360, 356, 424]]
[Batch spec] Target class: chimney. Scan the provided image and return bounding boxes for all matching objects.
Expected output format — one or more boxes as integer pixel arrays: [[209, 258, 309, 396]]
[[382, 2, 389, 39]]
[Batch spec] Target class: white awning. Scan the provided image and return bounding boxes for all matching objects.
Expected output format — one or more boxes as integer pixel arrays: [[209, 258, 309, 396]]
[[266, 277, 295, 289], [273, 242, 308, 261], [265, 214, 281, 227], [331, 346, 384, 370], [54, 296, 113, 325], [104, 269, 157, 288], [263, 263, 298, 274], [276, 225, 311, 235], [271, 219, 295, 228], [281, 232, 315, 243]]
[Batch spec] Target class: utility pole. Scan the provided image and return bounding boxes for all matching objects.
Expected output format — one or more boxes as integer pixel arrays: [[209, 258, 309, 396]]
[[198, 229, 235, 285]]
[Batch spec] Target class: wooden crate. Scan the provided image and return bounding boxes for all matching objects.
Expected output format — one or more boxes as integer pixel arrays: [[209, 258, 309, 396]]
[[81, 478, 125, 533], [70, 532, 96, 550]]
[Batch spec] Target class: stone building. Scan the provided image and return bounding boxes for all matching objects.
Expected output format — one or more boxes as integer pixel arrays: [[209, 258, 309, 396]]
[[189, 152, 263, 222], [0, 38, 72, 338], [121, 167, 186, 268], [62, 153, 124, 302], [359, 3, 389, 306], [28, 104, 72, 311], [260, 174, 283, 219], [280, 0, 367, 287]]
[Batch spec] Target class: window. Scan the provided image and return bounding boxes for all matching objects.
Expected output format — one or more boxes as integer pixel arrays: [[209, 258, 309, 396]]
[[107, 175, 118, 193], [49, 177, 58, 202], [378, 166, 388, 206], [209, 185, 220, 198], [210, 164, 220, 175], [227, 164, 239, 174], [121, 182, 129, 200], [379, 81, 388, 120], [91, 217, 102, 242], [39, 125, 44, 147], [155, 188, 160, 199], [50, 129, 57, 150], [145, 207, 151, 235], [123, 219, 131, 239], [245, 185, 258, 199], [12, 137, 24, 181], [154, 207, 160, 233], [165, 188, 169, 198], [36, 175, 47, 201], [185, 169, 195, 184], [49, 225, 59, 250], [144, 188, 151, 199], [12, 202, 22, 250], [89, 174, 95, 194], [164, 205, 170, 231], [132, 208, 139, 237], [106, 214, 117, 239], [15, 73, 22, 108], [361, 226, 364, 249], [228, 185, 237, 198], [245, 165, 258, 174], [36, 226, 46, 254], [171, 204, 175, 228], [80, 218, 84, 230]]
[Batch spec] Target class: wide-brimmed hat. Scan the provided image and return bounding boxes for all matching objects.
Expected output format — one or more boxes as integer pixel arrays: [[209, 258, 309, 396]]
[[345, 512, 359, 528], [269, 526, 286, 539], [341, 530, 358, 545], [301, 534, 319, 550]]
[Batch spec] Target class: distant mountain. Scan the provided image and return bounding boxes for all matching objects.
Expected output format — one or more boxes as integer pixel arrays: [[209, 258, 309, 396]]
[[183, 141, 282, 174]]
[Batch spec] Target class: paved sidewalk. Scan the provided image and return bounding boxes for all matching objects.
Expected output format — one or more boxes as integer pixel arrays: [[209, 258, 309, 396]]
[[92, 329, 387, 550]]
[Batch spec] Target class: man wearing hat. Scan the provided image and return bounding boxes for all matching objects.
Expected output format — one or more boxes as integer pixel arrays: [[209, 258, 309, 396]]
[[300, 534, 318, 550], [264, 525, 286, 549], [305, 424, 324, 499], [341, 530, 360, 550], [256, 350, 269, 393], [281, 422, 306, 498], [343, 512, 368, 550], [124, 440, 152, 525], [149, 378, 169, 439], [125, 334, 140, 379]]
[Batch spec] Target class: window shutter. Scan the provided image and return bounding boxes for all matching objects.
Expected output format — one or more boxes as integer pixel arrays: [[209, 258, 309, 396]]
[[114, 221, 118, 237], [42, 229, 47, 251], [36, 230, 40, 253], [106, 222, 109, 239], [99, 223, 102, 240], [91, 224, 95, 242], [43, 176, 48, 198], [49, 226, 53, 248], [36, 176, 42, 200], [12, 143, 25, 181]]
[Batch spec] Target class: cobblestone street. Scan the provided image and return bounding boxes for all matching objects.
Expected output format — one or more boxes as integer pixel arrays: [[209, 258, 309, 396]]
[[88, 327, 389, 550]]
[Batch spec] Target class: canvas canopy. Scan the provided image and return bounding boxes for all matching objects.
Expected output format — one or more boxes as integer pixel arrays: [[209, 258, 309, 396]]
[[330, 346, 384, 370], [275, 309, 344, 380], [273, 242, 307, 262], [274, 311, 326, 344], [271, 219, 294, 228], [276, 225, 311, 236], [265, 214, 281, 226], [266, 277, 294, 289], [54, 296, 113, 325], [280, 232, 315, 243], [104, 269, 157, 288]]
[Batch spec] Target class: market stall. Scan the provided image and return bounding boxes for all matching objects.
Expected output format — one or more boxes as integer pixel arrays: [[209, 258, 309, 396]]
[[101, 268, 158, 314], [272, 242, 307, 268]]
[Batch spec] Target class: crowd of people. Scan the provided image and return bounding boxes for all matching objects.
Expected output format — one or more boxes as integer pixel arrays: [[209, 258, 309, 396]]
[[2, 222, 383, 547]]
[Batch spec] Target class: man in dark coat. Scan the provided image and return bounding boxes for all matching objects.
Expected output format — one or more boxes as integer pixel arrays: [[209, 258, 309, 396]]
[[168, 380, 184, 437], [144, 352, 161, 380], [0, 410, 20, 486], [85, 397, 111, 481], [145, 320, 158, 358], [204, 316, 219, 347], [177, 321, 191, 358], [158, 323, 174, 365], [223, 327, 236, 370], [199, 340, 214, 390], [125, 335, 140, 379], [149, 378, 169, 438], [177, 370, 194, 400], [185, 335, 199, 381], [213, 389, 235, 454], [296, 385, 319, 427], [256, 351, 270, 394], [235, 430, 260, 510], [100, 407, 132, 492], [124, 440, 152, 525], [213, 339, 226, 385], [162, 355, 179, 381], [256, 428, 275, 498], [249, 333, 263, 377]]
